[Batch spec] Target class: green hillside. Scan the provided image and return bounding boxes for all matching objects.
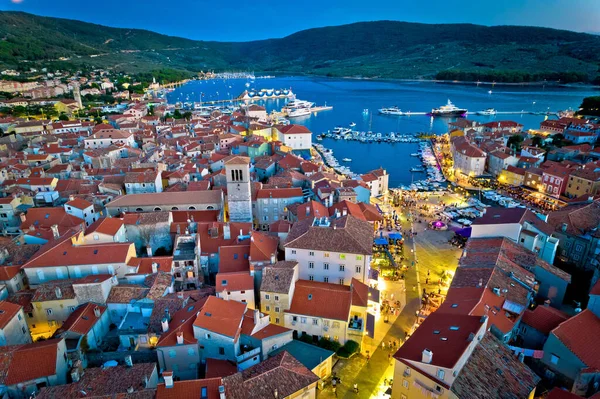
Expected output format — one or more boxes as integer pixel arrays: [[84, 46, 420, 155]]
[[1, 12, 599, 82]]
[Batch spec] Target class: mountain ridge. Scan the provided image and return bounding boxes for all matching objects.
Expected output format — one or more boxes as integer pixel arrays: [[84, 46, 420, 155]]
[[1, 11, 599, 82]]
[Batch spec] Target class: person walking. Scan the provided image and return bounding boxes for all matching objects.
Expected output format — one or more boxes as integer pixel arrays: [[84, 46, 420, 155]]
[[382, 341, 385, 350], [354, 383, 359, 394], [333, 386, 337, 397]]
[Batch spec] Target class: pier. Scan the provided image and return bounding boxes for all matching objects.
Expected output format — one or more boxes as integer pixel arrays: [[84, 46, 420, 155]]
[[378, 110, 559, 117]]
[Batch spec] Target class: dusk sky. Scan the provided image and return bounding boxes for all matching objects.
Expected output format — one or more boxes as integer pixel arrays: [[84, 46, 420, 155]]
[[2, 0, 600, 41]]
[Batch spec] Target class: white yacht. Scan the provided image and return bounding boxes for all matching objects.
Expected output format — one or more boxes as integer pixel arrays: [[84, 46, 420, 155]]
[[379, 106, 407, 116], [477, 108, 497, 116], [287, 108, 311, 118]]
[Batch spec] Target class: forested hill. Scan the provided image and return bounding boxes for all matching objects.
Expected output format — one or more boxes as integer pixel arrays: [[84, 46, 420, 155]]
[[1, 12, 599, 83]]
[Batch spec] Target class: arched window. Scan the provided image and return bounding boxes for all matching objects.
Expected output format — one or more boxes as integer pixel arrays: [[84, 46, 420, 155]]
[[154, 207, 162, 211], [188, 206, 196, 210], [135, 208, 144, 212], [171, 207, 179, 211], [206, 206, 214, 210]]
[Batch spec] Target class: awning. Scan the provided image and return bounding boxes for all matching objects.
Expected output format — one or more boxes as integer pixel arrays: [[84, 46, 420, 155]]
[[456, 227, 472, 237], [389, 232, 403, 240], [375, 237, 389, 245]]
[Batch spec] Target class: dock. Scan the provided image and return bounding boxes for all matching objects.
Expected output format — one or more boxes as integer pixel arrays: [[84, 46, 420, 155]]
[[379, 110, 559, 117], [310, 105, 333, 113]]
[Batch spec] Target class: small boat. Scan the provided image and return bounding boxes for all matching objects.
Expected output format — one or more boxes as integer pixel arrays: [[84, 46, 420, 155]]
[[363, 108, 369, 114], [410, 153, 420, 157], [410, 167, 425, 172], [342, 158, 352, 162], [349, 122, 356, 127], [477, 108, 497, 116]]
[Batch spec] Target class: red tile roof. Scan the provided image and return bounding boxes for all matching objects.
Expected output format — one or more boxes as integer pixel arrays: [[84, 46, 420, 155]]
[[0, 301, 22, 329], [85, 217, 124, 236], [256, 187, 303, 199], [249, 231, 278, 262], [287, 280, 351, 321], [57, 303, 106, 335], [22, 239, 133, 268], [552, 309, 600, 371], [157, 298, 208, 347], [216, 271, 254, 292], [205, 358, 238, 378], [393, 312, 485, 368], [218, 245, 250, 274], [521, 305, 569, 334], [156, 377, 223, 399], [65, 198, 93, 210], [277, 124, 312, 135], [193, 296, 246, 339], [0, 338, 64, 385]]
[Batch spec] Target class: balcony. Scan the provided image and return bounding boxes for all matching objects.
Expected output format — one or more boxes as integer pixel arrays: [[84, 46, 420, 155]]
[[236, 346, 261, 363]]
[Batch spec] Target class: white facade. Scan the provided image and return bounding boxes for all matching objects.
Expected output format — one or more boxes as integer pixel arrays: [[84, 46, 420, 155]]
[[277, 132, 312, 150], [284, 248, 371, 285], [0, 308, 31, 346], [64, 202, 97, 227], [217, 289, 256, 310]]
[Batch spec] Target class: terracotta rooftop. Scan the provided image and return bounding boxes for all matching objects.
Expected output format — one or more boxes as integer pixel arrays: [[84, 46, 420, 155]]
[[261, 264, 297, 294], [0, 301, 22, 329], [450, 332, 540, 399], [85, 217, 125, 236], [156, 377, 223, 399], [393, 313, 485, 369], [521, 305, 570, 335], [551, 309, 600, 371], [107, 190, 222, 208], [193, 296, 246, 340], [223, 351, 318, 399], [0, 338, 64, 386], [216, 271, 254, 292], [287, 280, 352, 321], [56, 303, 106, 336], [284, 215, 373, 255], [38, 363, 157, 399]]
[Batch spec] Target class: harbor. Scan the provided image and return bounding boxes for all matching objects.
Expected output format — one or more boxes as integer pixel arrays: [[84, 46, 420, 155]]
[[313, 143, 360, 179], [319, 127, 426, 143]]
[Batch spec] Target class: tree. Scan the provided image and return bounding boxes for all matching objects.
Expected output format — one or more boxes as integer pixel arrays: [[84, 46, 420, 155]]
[[173, 109, 182, 119], [531, 135, 543, 147], [183, 111, 192, 120], [507, 134, 524, 151], [58, 113, 69, 121]]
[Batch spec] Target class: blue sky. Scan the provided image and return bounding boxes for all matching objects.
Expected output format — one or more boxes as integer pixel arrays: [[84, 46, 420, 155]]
[[2, 0, 599, 41]]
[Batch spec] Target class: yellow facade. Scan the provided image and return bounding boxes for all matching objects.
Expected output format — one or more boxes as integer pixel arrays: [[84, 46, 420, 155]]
[[498, 169, 524, 187], [261, 291, 289, 327], [566, 175, 600, 198]]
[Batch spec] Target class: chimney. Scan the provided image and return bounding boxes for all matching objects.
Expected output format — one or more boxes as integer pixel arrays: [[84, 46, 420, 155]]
[[94, 306, 101, 318], [163, 371, 174, 388], [223, 224, 231, 240], [69, 194, 75, 202], [254, 309, 260, 325], [124, 355, 133, 367], [161, 317, 169, 332], [544, 299, 551, 307], [55, 286, 62, 299], [71, 368, 81, 382], [561, 223, 568, 232], [152, 262, 159, 273], [422, 349, 433, 364], [270, 253, 276, 265], [305, 205, 310, 216], [176, 331, 184, 345], [219, 385, 226, 399], [477, 278, 483, 288], [127, 387, 134, 394], [51, 224, 60, 240], [19, 213, 26, 223], [176, 224, 181, 234], [146, 246, 153, 256]]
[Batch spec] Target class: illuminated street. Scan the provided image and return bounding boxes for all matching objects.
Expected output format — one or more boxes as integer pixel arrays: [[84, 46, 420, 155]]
[[319, 190, 463, 398]]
